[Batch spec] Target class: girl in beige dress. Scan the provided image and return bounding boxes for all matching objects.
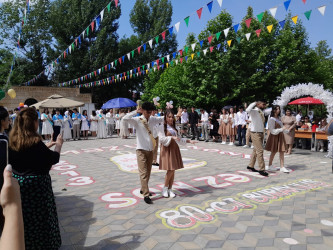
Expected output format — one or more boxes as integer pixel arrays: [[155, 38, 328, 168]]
[[265, 105, 290, 173], [226, 107, 236, 145], [159, 109, 196, 198], [281, 109, 296, 154], [218, 109, 228, 144]]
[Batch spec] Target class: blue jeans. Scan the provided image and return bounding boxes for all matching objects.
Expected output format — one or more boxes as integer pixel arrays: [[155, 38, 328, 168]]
[[237, 125, 246, 146]]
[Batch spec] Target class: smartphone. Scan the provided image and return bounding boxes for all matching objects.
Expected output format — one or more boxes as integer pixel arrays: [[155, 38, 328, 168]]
[[0, 139, 8, 189]]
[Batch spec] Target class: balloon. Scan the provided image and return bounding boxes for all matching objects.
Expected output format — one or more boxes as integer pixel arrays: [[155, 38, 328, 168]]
[[156, 96, 160, 101], [19, 102, 24, 107], [0, 90, 5, 100], [169, 100, 173, 105], [8, 89, 16, 99]]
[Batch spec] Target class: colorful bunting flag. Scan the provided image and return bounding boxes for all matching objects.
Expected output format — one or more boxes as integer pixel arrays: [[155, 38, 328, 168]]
[[143, 43, 146, 52], [279, 20, 286, 29], [203, 49, 208, 56], [100, 9, 104, 22], [138, 46, 142, 54], [245, 18, 252, 28], [257, 12, 264, 23], [267, 24, 273, 33], [185, 46, 189, 54], [245, 33, 251, 41], [302, 0, 306, 4], [207, 1, 213, 13], [107, 2, 111, 12], [115, 0, 119, 8], [291, 15, 298, 24], [284, 0, 291, 11], [191, 43, 196, 51], [208, 36, 213, 44], [269, 7, 277, 18], [191, 53, 195, 60], [197, 7, 203, 19], [127, 53, 130, 61], [304, 10, 312, 20], [227, 40, 232, 47], [161, 31, 166, 40], [318, 6, 326, 16], [224, 27, 230, 38], [169, 26, 174, 36], [217, 43, 221, 50], [233, 24, 240, 33], [216, 31, 221, 40], [184, 16, 190, 27], [179, 49, 183, 56], [209, 46, 214, 53], [175, 22, 180, 32], [217, 0, 223, 8], [149, 39, 153, 48], [155, 35, 159, 44], [86, 27, 89, 36], [91, 21, 95, 32], [200, 40, 204, 48], [255, 29, 261, 37]]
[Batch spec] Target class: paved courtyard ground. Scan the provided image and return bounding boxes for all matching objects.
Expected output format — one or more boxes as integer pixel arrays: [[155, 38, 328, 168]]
[[54, 136, 333, 250]]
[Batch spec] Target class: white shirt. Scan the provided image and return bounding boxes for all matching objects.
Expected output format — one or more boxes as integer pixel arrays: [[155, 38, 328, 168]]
[[158, 124, 187, 147], [123, 111, 164, 151], [181, 111, 189, 124], [296, 114, 302, 122], [246, 102, 268, 133], [235, 111, 248, 126], [201, 112, 209, 125], [267, 117, 284, 135], [106, 113, 114, 124]]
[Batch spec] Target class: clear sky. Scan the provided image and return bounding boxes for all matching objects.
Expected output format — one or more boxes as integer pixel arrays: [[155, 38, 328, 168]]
[[118, 0, 333, 52]]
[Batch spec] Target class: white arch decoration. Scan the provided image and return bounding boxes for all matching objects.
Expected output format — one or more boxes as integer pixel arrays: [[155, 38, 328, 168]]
[[273, 83, 333, 158]]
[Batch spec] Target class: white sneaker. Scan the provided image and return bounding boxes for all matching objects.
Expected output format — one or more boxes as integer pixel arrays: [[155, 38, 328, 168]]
[[320, 149, 324, 152], [265, 165, 278, 171], [169, 189, 176, 198], [162, 187, 169, 198], [228, 142, 234, 146], [243, 145, 249, 148], [280, 167, 290, 173], [221, 141, 226, 145], [251, 145, 254, 149]]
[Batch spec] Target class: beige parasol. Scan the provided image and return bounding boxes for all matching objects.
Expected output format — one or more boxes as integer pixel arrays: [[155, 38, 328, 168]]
[[31, 94, 85, 109]]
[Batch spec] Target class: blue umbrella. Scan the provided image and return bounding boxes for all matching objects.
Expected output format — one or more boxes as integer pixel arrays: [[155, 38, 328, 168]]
[[101, 98, 137, 109]]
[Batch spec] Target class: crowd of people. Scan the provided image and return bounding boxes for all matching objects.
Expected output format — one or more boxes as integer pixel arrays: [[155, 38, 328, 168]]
[[0, 100, 333, 249]]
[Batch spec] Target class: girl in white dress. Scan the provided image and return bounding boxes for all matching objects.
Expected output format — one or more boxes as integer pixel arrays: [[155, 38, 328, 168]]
[[97, 110, 107, 139], [81, 110, 90, 140], [41, 109, 53, 141], [63, 111, 72, 141], [90, 111, 98, 137], [119, 110, 129, 139], [115, 110, 121, 137]]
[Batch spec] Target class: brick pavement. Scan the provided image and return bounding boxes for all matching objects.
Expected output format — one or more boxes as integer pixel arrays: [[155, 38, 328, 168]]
[[53, 136, 333, 249]]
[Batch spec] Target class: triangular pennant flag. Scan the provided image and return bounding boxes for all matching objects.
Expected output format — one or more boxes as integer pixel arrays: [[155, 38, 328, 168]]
[[267, 24, 273, 33], [217, 0, 223, 8], [200, 40, 204, 48], [91, 21, 95, 32], [107, 2, 111, 12], [284, 0, 291, 11], [127, 53, 131, 61], [138, 46, 142, 54], [203, 49, 208, 56], [184, 16, 190, 27], [227, 40, 232, 47], [255, 29, 261, 37], [179, 49, 183, 56], [224, 27, 230, 38], [115, 60, 117, 66], [175, 59, 178, 65], [318, 6, 326, 16], [86, 26, 89, 36], [161, 31, 166, 40], [173, 52, 177, 58], [217, 43, 221, 50], [185, 46, 189, 54], [161, 57, 164, 64], [96, 16, 101, 30], [236, 37, 241, 43], [82, 31, 85, 39], [191, 43, 196, 51], [180, 58, 183, 64], [71, 43, 74, 51], [155, 35, 159, 44], [302, 0, 306, 4], [245, 33, 251, 41], [269, 7, 278, 18], [115, 0, 119, 8], [279, 20, 286, 29], [111, 62, 114, 68], [122, 55, 125, 63], [175, 22, 180, 32], [207, 1, 213, 13], [233, 24, 240, 33], [197, 51, 200, 57], [169, 26, 174, 36], [75, 39, 78, 47], [191, 53, 195, 60], [291, 16, 298, 24], [143, 43, 146, 52], [209, 46, 214, 53], [197, 7, 203, 19], [69, 45, 71, 54], [208, 36, 213, 44], [245, 18, 252, 28], [166, 55, 170, 61], [100, 9, 104, 22], [216, 31, 221, 41], [304, 10, 312, 20], [257, 12, 264, 23], [149, 39, 153, 48]]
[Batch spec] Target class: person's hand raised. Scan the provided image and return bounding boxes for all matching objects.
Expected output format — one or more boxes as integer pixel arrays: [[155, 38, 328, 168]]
[[0, 165, 21, 212], [56, 133, 64, 146]]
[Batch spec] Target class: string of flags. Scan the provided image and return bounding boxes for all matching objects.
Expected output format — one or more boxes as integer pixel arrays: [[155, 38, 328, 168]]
[[57, 4, 328, 89], [21, 0, 119, 86], [52, 2, 328, 88], [24, 0, 224, 86], [5, 0, 30, 88]]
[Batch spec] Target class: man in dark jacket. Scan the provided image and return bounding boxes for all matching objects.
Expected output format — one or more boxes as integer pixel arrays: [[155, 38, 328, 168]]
[[189, 107, 200, 140]]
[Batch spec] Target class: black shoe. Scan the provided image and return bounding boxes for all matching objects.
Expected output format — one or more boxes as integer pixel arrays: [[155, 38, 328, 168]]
[[247, 166, 258, 172], [144, 196, 153, 204], [205, 140, 209, 142], [152, 162, 159, 166], [259, 171, 269, 177], [191, 137, 195, 140], [140, 190, 153, 196]]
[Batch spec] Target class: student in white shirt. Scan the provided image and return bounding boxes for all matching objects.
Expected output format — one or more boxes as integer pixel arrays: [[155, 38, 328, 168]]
[[72, 108, 81, 140], [97, 110, 107, 139], [63, 111, 72, 141], [106, 109, 114, 136], [200, 109, 209, 142], [180, 107, 189, 137], [122, 102, 164, 204], [246, 100, 269, 177], [235, 106, 248, 146]]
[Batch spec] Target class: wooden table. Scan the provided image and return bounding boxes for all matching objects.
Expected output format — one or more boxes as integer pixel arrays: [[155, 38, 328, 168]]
[[295, 130, 328, 151]]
